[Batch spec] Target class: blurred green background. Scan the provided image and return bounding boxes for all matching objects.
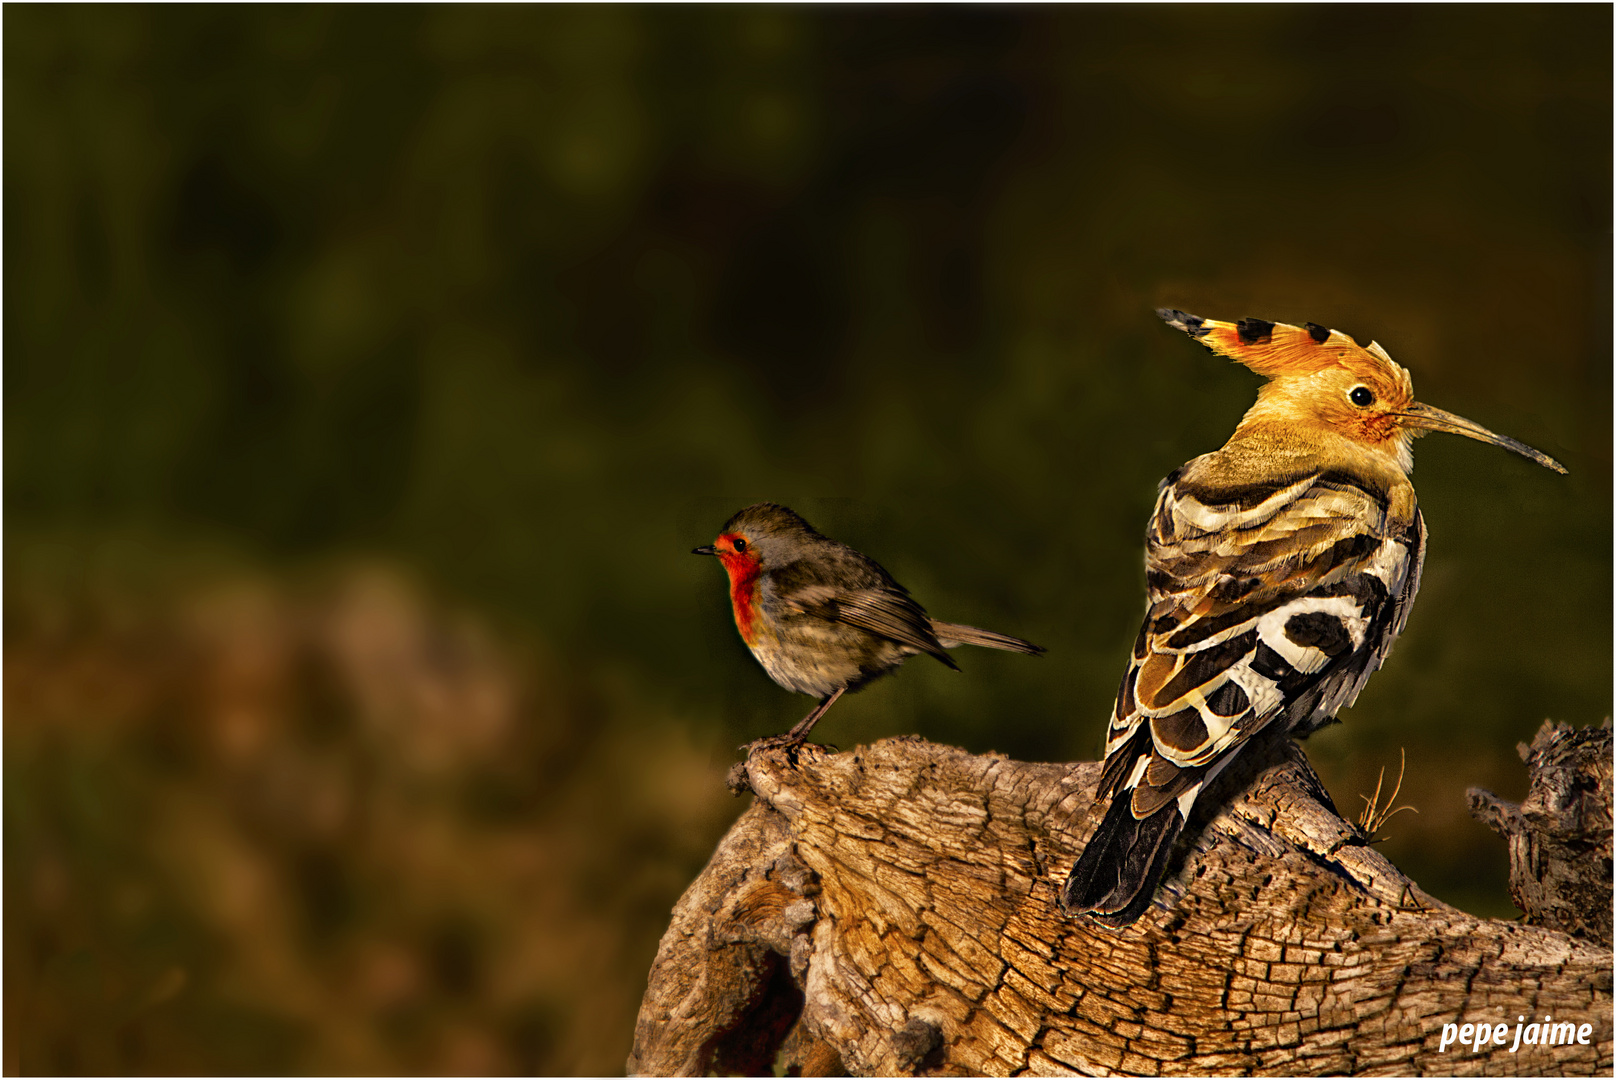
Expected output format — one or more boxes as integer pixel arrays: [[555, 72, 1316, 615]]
[[5, 6, 1610, 1075]]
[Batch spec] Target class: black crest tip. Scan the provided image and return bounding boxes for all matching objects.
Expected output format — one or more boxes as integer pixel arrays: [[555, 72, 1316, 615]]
[[1156, 308, 1208, 338]]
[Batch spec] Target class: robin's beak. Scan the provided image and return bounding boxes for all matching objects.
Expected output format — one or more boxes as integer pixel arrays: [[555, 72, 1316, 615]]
[[1398, 402, 1567, 474], [691, 545, 718, 556]]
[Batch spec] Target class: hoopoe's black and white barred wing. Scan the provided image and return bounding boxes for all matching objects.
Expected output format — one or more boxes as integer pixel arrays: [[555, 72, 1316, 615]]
[[1063, 466, 1425, 924], [1106, 469, 1426, 800]]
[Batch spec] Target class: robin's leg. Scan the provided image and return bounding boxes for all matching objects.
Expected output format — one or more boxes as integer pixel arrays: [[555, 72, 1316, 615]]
[[784, 687, 845, 742], [744, 687, 846, 757]]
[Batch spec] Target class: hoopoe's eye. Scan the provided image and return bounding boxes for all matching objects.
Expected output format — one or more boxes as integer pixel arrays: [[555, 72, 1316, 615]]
[[1349, 386, 1375, 407], [732, 537, 748, 553]]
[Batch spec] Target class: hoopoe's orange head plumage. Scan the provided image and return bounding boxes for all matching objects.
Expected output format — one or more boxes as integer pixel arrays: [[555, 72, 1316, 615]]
[[1157, 308, 1566, 476]]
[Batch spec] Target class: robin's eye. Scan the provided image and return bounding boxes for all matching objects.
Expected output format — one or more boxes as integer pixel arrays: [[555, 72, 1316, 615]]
[[732, 537, 747, 553], [1349, 386, 1375, 407]]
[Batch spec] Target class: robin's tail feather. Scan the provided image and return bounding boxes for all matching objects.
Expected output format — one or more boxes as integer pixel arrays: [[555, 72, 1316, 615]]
[[930, 620, 1044, 655], [1060, 792, 1185, 927]]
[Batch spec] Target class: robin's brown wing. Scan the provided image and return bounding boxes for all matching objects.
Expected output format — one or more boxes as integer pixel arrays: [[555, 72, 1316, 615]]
[[828, 587, 958, 667], [773, 572, 958, 669]]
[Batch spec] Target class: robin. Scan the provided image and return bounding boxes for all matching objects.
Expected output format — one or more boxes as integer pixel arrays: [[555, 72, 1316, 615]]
[[694, 502, 1044, 748]]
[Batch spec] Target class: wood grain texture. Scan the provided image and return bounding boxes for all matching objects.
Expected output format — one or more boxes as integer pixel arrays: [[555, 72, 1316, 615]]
[[629, 729, 1612, 1077]]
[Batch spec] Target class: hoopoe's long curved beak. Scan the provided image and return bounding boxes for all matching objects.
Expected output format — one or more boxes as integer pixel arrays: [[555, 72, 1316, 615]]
[[1399, 403, 1567, 474]]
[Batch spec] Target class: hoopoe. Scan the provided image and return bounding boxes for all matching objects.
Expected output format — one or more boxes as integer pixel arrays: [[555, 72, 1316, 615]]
[[1060, 309, 1565, 927]]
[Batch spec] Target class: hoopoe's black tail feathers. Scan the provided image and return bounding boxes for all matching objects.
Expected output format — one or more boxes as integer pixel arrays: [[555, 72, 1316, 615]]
[[1060, 793, 1184, 928], [929, 619, 1044, 655]]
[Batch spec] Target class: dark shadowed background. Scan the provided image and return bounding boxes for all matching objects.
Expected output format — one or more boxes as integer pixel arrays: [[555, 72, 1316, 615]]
[[6, 6, 1610, 1074]]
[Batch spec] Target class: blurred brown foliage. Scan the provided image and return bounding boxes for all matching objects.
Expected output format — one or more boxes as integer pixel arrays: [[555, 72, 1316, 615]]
[[5, 562, 734, 1074]]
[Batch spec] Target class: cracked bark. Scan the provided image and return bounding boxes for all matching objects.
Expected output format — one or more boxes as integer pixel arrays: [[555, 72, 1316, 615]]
[[628, 724, 1613, 1077], [1468, 721, 1613, 949]]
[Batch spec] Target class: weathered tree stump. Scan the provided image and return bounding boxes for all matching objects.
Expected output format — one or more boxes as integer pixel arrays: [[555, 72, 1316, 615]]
[[628, 724, 1613, 1077], [1469, 721, 1613, 948]]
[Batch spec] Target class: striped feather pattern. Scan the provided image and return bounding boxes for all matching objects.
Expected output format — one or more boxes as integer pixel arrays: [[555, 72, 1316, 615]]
[[1064, 308, 1562, 926], [1111, 466, 1424, 800], [1065, 458, 1425, 923]]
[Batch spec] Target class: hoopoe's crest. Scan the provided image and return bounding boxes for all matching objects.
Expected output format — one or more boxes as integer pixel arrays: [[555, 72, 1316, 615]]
[[1159, 308, 1564, 476], [1159, 308, 1406, 380], [1162, 311, 1414, 461], [1060, 309, 1565, 928]]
